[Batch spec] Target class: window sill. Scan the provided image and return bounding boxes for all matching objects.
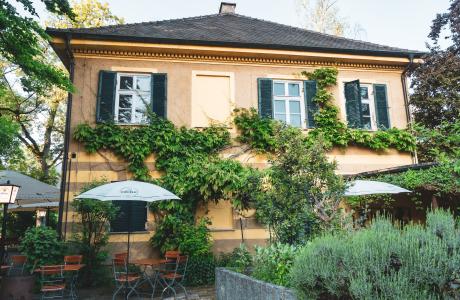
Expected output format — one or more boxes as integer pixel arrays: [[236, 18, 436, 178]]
[[109, 231, 149, 235], [209, 228, 235, 232]]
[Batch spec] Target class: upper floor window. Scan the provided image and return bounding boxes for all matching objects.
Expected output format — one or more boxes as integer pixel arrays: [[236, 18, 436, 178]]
[[115, 73, 152, 124], [96, 71, 167, 124], [272, 81, 305, 128], [344, 80, 390, 130]]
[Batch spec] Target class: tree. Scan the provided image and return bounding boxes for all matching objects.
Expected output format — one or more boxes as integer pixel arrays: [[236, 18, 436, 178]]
[[409, 0, 460, 128], [0, 0, 123, 184], [0, 115, 19, 167], [71, 179, 118, 286], [0, 0, 74, 92], [297, 0, 365, 38], [46, 0, 124, 28], [255, 126, 345, 244]]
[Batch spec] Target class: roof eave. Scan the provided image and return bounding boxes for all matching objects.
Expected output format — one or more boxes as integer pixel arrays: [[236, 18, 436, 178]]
[[46, 29, 426, 59]]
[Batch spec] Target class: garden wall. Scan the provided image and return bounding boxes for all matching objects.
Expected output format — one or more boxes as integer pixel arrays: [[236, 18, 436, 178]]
[[215, 268, 296, 300]]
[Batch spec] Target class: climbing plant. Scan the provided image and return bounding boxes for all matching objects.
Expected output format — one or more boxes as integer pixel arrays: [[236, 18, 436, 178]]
[[235, 68, 416, 152], [74, 67, 417, 252]]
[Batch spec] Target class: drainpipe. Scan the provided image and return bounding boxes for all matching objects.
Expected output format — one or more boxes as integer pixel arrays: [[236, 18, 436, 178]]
[[57, 33, 75, 239], [401, 54, 418, 164]]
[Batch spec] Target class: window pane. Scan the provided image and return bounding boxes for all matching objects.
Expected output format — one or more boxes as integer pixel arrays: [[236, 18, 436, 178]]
[[133, 93, 151, 124], [119, 94, 132, 109], [136, 76, 151, 92], [120, 76, 133, 90], [274, 83, 285, 96], [288, 83, 300, 96], [361, 103, 370, 116], [290, 114, 302, 127], [289, 101, 301, 114], [360, 87, 369, 99], [118, 109, 132, 123], [274, 114, 286, 123], [274, 100, 286, 113], [362, 116, 372, 129]]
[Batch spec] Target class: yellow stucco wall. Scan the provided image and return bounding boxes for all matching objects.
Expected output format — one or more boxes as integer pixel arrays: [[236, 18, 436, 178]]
[[60, 41, 414, 256]]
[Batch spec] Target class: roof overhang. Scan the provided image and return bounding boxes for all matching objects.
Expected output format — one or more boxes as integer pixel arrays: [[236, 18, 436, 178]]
[[48, 33, 424, 72]]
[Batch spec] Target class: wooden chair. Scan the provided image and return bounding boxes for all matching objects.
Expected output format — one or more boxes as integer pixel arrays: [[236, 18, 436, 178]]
[[39, 265, 66, 300], [158, 255, 189, 299], [64, 255, 83, 299], [64, 255, 82, 265], [7, 255, 27, 276], [112, 258, 140, 300]]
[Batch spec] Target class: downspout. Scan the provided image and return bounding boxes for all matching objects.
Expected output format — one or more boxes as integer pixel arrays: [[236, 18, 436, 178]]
[[401, 54, 418, 164], [57, 33, 75, 239]]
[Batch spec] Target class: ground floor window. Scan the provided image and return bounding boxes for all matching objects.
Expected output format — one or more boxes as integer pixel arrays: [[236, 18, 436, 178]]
[[110, 200, 147, 232]]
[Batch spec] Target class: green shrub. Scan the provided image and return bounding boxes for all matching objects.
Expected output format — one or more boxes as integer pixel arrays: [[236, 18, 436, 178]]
[[19, 227, 64, 268], [252, 243, 298, 287], [150, 217, 212, 257], [217, 243, 252, 273], [290, 210, 460, 299], [184, 254, 216, 286]]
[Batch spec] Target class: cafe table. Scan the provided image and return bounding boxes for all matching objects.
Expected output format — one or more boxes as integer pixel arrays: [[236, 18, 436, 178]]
[[131, 258, 170, 298]]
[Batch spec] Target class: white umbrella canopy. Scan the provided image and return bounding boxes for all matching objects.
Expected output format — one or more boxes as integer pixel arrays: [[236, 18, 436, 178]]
[[344, 180, 411, 196], [74, 180, 180, 202]]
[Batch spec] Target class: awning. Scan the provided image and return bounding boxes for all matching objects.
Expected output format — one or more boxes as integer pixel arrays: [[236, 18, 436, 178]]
[[344, 180, 411, 196], [0, 170, 59, 210]]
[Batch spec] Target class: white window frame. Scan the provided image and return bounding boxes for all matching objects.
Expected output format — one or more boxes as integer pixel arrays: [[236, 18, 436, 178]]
[[114, 73, 152, 125], [359, 84, 378, 131], [272, 80, 306, 129], [340, 80, 383, 132]]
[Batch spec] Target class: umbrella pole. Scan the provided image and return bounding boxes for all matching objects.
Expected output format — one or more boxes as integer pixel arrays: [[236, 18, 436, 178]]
[[125, 203, 132, 300]]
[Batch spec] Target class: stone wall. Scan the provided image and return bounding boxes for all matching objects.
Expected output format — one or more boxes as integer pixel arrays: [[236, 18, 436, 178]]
[[215, 268, 296, 300]]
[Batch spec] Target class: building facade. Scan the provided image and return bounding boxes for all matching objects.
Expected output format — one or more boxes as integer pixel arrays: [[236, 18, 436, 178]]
[[48, 3, 423, 258]]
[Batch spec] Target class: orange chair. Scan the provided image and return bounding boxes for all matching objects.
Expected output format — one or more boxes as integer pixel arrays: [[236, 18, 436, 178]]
[[164, 250, 180, 260], [158, 255, 189, 299], [112, 258, 140, 300], [39, 265, 66, 300], [7, 255, 27, 276], [64, 255, 83, 265], [64, 255, 83, 299]]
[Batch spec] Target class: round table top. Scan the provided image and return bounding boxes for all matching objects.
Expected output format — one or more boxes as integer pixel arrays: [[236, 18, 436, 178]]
[[130, 258, 170, 266]]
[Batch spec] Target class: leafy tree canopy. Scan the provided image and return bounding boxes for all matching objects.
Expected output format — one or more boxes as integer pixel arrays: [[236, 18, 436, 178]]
[[409, 0, 460, 128], [46, 0, 124, 28], [0, 0, 74, 92]]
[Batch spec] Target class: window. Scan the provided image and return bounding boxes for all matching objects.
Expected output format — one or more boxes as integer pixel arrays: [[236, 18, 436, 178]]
[[344, 81, 384, 131], [360, 85, 375, 130], [115, 73, 152, 124], [273, 81, 304, 128], [110, 200, 147, 233]]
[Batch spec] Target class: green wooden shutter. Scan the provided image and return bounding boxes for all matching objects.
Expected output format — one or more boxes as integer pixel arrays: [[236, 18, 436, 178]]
[[96, 71, 117, 123], [258, 78, 273, 118], [373, 84, 390, 129], [110, 201, 147, 232], [151, 73, 167, 118], [345, 80, 363, 128], [304, 80, 318, 128]]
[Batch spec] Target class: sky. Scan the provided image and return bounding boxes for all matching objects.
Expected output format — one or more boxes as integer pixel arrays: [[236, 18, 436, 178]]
[[24, 0, 451, 52], [85, 0, 451, 52]]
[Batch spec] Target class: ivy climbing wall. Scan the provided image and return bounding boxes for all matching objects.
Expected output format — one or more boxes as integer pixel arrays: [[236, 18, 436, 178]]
[[64, 54, 415, 256]]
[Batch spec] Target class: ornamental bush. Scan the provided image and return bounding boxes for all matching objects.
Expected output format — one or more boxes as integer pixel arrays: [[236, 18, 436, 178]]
[[19, 226, 64, 268], [290, 210, 460, 299], [252, 243, 298, 287]]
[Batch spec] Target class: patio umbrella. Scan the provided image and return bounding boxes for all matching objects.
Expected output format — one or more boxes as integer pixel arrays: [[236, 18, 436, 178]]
[[75, 180, 180, 266], [344, 180, 411, 196]]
